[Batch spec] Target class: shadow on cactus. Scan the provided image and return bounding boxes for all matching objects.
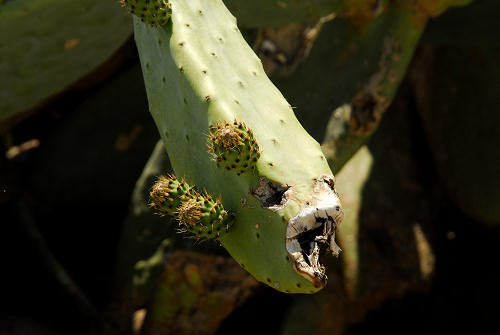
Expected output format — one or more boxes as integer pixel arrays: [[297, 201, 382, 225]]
[[124, 0, 344, 293]]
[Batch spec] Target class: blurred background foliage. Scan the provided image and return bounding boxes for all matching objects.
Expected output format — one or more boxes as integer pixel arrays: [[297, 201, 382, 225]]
[[1, 0, 499, 334]]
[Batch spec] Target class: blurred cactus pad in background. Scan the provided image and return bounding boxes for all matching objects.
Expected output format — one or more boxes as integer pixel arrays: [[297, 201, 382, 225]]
[[1, 0, 500, 335]]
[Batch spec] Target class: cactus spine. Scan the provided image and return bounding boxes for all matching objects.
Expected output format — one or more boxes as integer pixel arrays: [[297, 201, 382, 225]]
[[132, 0, 343, 293]]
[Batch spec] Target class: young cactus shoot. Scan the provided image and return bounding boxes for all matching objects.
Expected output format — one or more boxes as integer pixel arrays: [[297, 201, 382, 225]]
[[150, 175, 234, 240]]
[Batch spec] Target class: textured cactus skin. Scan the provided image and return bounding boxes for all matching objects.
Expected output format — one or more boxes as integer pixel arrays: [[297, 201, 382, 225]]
[[134, 0, 339, 293], [0, 0, 132, 125], [121, 0, 172, 26]]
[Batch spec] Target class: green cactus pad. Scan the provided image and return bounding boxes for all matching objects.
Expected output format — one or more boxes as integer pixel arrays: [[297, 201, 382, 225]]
[[149, 175, 195, 216], [121, 0, 172, 26], [135, 0, 343, 293], [208, 120, 260, 176]]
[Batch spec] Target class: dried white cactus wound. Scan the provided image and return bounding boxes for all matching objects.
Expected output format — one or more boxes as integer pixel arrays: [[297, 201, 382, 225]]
[[286, 175, 344, 288]]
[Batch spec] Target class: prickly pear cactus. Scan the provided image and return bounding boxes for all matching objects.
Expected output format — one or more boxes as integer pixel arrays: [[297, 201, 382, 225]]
[[128, 0, 343, 293]]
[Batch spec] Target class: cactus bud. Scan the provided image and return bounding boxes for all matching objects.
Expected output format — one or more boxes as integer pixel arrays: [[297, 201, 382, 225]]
[[208, 120, 260, 176], [121, 0, 172, 27], [150, 175, 233, 240]]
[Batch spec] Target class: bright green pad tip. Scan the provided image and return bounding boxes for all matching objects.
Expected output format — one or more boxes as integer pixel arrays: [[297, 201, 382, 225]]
[[121, 0, 172, 26], [208, 120, 260, 176]]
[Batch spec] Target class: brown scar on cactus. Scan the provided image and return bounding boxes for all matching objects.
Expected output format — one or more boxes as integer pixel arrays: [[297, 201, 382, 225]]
[[347, 36, 398, 135], [208, 120, 260, 176], [350, 90, 389, 135]]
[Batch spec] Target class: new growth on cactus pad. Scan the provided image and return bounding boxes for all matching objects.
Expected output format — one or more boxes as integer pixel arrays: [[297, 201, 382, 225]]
[[150, 175, 234, 240], [208, 120, 260, 176]]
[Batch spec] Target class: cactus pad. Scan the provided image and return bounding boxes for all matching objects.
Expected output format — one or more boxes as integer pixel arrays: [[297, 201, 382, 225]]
[[121, 0, 172, 26], [208, 120, 260, 176], [134, 0, 343, 293]]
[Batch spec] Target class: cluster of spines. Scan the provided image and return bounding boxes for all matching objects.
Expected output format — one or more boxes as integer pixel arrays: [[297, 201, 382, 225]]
[[149, 175, 195, 216], [208, 120, 260, 176], [149, 175, 233, 240], [177, 193, 232, 239], [121, 0, 172, 27]]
